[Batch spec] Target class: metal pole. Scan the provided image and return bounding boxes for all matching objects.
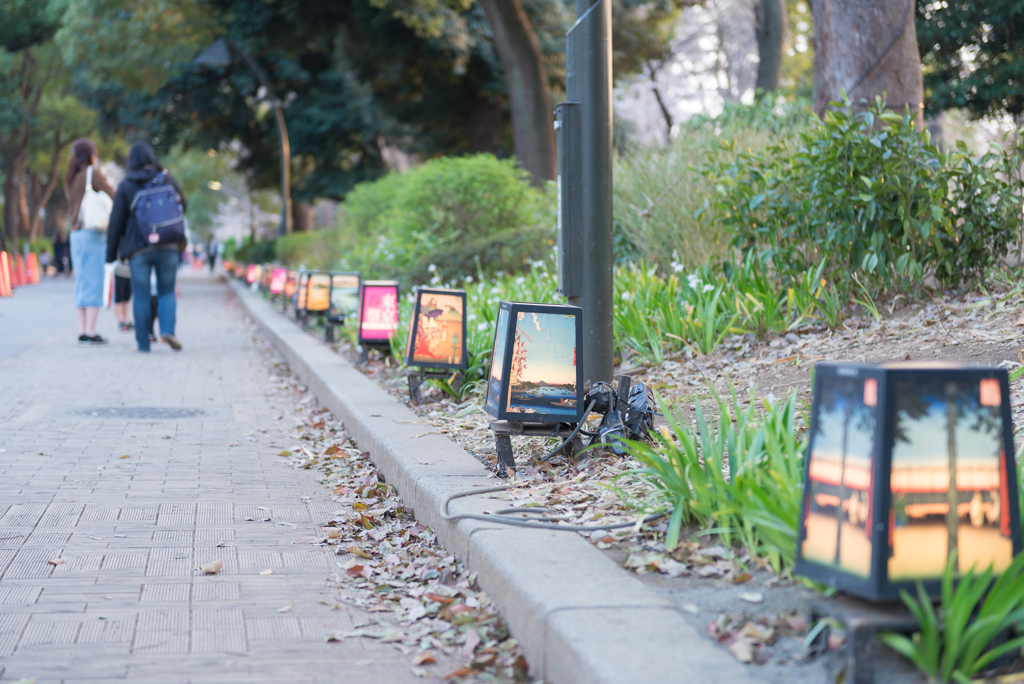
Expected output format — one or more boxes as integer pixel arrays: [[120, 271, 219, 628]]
[[567, 0, 614, 386], [236, 48, 293, 236]]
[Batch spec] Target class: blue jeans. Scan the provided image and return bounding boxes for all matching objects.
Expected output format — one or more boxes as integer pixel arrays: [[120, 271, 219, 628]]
[[129, 247, 178, 351]]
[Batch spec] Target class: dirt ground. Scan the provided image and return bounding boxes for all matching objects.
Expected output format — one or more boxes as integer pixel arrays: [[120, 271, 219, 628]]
[[300, 285, 1024, 683]]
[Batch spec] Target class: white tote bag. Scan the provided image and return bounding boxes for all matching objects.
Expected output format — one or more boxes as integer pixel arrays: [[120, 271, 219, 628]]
[[78, 166, 113, 232]]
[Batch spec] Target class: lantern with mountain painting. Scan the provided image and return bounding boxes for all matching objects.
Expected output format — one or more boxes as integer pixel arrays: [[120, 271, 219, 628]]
[[795, 363, 1021, 600], [405, 287, 467, 370], [483, 301, 583, 424]]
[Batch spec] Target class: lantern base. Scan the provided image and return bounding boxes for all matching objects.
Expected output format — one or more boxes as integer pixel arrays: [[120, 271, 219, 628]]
[[488, 420, 585, 478], [805, 593, 918, 684], [406, 368, 463, 406], [358, 342, 391, 364]]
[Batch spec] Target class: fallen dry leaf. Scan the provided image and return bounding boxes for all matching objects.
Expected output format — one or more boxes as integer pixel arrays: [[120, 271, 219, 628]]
[[443, 668, 475, 680], [227, 441, 240, 447], [738, 592, 764, 604], [277, 601, 293, 613], [462, 628, 481, 656], [259, 569, 273, 576], [412, 651, 437, 666], [728, 638, 755, 663], [119, 454, 130, 459], [47, 558, 64, 566], [347, 545, 372, 559], [201, 559, 223, 575]]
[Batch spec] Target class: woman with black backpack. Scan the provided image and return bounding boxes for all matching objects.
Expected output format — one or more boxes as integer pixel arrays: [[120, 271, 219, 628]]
[[106, 143, 188, 352]]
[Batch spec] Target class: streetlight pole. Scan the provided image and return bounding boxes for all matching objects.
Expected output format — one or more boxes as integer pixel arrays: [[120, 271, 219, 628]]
[[558, 0, 613, 387], [193, 38, 292, 236]]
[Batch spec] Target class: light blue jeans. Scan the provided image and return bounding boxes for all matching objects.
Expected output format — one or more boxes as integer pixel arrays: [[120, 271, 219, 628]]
[[129, 246, 178, 351], [70, 229, 105, 308]]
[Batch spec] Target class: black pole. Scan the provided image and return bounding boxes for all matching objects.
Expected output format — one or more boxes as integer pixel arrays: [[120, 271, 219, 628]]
[[562, 0, 613, 387]]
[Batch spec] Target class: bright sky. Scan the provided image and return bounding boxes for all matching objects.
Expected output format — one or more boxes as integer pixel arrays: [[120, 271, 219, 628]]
[[512, 312, 577, 386], [811, 392, 874, 466], [892, 395, 1002, 467]]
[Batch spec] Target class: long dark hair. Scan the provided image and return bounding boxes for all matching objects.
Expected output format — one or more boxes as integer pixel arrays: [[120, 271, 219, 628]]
[[65, 138, 98, 189], [127, 142, 163, 172]]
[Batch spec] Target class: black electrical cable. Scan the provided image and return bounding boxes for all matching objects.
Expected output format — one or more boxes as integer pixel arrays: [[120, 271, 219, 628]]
[[439, 485, 667, 532], [539, 399, 597, 462]]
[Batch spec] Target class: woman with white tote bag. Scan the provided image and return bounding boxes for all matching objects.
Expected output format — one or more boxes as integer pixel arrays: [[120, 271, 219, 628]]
[[65, 138, 115, 345]]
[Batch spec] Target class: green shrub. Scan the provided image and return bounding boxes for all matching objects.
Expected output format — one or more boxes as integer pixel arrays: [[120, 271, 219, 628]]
[[29, 237, 54, 255], [706, 97, 1024, 294], [339, 154, 555, 286], [613, 98, 811, 272]]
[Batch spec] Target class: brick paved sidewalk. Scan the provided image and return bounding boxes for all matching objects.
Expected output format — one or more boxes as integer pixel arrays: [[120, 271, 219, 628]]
[[0, 273, 430, 683]]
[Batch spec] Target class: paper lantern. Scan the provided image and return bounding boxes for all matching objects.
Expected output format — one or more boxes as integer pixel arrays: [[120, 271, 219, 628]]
[[405, 288, 467, 370], [304, 272, 331, 313], [235, 262, 246, 278], [327, 273, 360, 324], [283, 271, 298, 301], [358, 280, 399, 346], [796, 363, 1021, 600], [483, 302, 584, 424], [295, 272, 309, 313], [246, 263, 261, 284], [259, 264, 274, 290], [269, 266, 288, 296]]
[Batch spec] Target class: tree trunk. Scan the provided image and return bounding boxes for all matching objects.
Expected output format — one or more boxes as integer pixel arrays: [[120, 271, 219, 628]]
[[479, 0, 556, 185], [811, 0, 924, 125], [2, 150, 29, 246], [754, 0, 788, 96]]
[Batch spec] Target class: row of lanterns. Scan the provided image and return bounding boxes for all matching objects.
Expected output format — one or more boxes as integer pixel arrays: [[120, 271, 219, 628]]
[[223, 260, 1022, 603]]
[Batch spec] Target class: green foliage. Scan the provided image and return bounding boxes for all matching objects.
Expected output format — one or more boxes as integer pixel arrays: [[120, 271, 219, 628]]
[[917, 2, 1024, 119], [879, 551, 1024, 683], [162, 145, 227, 236], [612, 98, 811, 272], [706, 98, 1024, 294], [29, 236, 53, 254], [338, 154, 555, 286], [619, 390, 805, 573]]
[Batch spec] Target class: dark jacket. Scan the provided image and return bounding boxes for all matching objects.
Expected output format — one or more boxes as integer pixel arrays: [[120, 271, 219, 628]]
[[106, 168, 187, 262]]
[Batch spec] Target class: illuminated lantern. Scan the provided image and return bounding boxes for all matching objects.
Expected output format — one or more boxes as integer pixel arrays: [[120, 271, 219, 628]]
[[357, 280, 399, 348], [259, 264, 274, 290], [405, 287, 468, 370], [246, 264, 262, 285], [295, 272, 309, 318], [235, 262, 246, 279], [483, 302, 584, 424], [796, 363, 1021, 600], [304, 272, 331, 315], [269, 266, 288, 296], [327, 273, 361, 324], [283, 271, 298, 300]]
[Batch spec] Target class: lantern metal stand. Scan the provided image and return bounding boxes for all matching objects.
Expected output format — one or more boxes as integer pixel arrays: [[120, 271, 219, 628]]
[[406, 369, 463, 406], [489, 420, 586, 478]]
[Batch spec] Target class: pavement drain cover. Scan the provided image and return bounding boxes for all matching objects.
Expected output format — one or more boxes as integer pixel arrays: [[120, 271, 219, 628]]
[[71, 407, 208, 420]]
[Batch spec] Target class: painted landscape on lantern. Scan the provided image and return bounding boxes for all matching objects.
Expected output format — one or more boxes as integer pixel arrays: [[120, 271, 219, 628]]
[[506, 311, 577, 417], [888, 378, 1011, 579], [411, 292, 464, 366], [330, 274, 360, 318], [484, 308, 510, 415], [802, 374, 878, 578]]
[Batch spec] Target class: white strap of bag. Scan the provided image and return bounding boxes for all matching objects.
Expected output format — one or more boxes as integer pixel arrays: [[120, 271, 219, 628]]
[[86, 165, 93, 191]]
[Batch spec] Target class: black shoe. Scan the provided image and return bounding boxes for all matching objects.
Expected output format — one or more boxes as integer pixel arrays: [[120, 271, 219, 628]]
[[161, 334, 182, 351], [86, 335, 108, 345], [78, 334, 91, 344]]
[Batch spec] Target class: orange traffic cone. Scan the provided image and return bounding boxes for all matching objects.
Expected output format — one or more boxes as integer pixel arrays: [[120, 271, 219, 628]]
[[0, 252, 11, 296], [26, 252, 39, 284]]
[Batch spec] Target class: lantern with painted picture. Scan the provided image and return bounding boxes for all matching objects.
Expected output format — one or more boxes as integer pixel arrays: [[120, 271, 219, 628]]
[[294, 271, 309, 320], [302, 272, 331, 326], [357, 280, 399, 353], [269, 266, 288, 296], [327, 273, 361, 324], [483, 302, 583, 424], [246, 263, 261, 285], [795, 363, 1021, 601], [235, 262, 246, 279], [406, 288, 468, 371], [259, 264, 274, 291]]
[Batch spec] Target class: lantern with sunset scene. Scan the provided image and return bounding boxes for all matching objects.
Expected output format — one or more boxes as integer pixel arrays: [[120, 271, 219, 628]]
[[357, 281, 400, 352], [483, 302, 583, 424], [795, 363, 1020, 601], [302, 272, 331, 327]]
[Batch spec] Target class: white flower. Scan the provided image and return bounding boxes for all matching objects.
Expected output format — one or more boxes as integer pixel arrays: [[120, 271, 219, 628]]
[[467, 313, 477, 321], [515, 276, 526, 285], [702, 283, 715, 293], [621, 291, 632, 301], [687, 274, 701, 289], [428, 264, 437, 273], [477, 322, 490, 332], [672, 262, 684, 273], [465, 275, 474, 283]]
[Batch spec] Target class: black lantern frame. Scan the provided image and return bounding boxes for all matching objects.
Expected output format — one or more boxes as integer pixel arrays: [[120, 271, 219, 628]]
[[327, 272, 361, 325], [795, 363, 1021, 601], [357, 280, 400, 350], [483, 301, 584, 425], [405, 287, 468, 371], [294, 271, 309, 320]]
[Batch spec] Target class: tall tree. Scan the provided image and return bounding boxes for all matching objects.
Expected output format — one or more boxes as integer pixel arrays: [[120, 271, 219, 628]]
[[478, 0, 555, 185], [754, 0, 788, 96], [916, 1, 1024, 120], [811, 0, 924, 123]]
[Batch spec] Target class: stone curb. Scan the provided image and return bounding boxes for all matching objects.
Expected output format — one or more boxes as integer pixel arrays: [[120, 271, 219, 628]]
[[229, 279, 763, 684]]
